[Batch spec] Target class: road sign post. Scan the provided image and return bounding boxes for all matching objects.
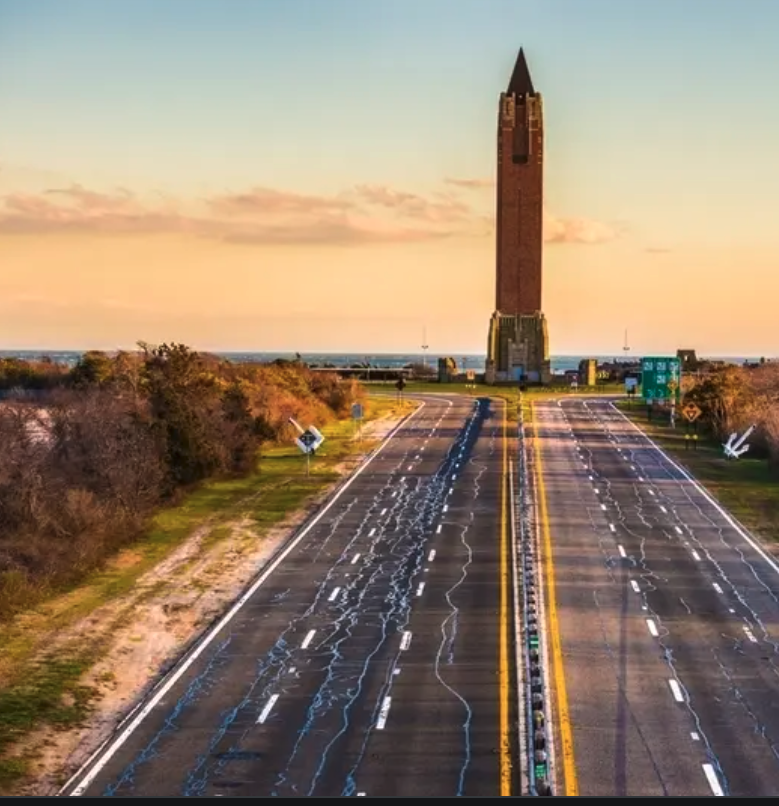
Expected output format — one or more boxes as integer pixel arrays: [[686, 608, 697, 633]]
[[396, 376, 406, 406], [681, 401, 702, 450], [625, 377, 638, 408], [641, 356, 681, 423], [351, 402, 363, 453], [641, 356, 682, 406], [289, 419, 325, 476]]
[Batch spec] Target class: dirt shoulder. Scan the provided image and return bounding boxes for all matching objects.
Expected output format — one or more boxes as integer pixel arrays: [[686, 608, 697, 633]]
[[0, 399, 415, 795]]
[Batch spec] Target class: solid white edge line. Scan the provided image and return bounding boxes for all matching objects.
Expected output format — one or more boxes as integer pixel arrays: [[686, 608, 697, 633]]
[[610, 401, 779, 578], [61, 399, 428, 796]]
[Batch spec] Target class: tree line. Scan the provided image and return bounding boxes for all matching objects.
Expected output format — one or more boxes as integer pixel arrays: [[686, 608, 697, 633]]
[[0, 345, 361, 620], [683, 362, 779, 469]]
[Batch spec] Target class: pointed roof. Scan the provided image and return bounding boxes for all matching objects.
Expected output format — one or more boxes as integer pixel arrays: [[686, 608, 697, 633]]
[[507, 47, 535, 96]]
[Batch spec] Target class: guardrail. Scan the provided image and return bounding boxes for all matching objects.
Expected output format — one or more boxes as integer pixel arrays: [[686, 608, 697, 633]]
[[516, 398, 554, 795]]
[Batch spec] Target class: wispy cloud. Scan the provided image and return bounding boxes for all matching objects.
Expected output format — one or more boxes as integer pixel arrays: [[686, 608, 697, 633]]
[[444, 177, 494, 190], [543, 212, 617, 244], [0, 180, 618, 247]]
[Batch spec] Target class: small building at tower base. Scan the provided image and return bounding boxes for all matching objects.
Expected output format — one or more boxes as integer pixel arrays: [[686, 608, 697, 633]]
[[485, 310, 551, 385]]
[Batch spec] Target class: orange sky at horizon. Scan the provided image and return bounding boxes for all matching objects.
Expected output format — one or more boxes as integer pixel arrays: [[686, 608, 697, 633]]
[[2, 197, 777, 357]]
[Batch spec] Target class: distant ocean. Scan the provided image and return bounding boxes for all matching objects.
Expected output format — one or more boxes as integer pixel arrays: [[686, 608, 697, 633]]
[[0, 350, 763, 375]]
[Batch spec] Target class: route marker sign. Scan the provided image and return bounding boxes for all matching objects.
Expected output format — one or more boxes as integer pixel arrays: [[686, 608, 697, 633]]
[[351, 402, 363, 420], [288, 418, 325, 476], [641, 356, 681, 404], [682, 402, 702, 422], [295, 426, 324, 455]]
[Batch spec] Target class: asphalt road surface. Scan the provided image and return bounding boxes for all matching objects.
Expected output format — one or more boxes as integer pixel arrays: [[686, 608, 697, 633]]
[[63, 394, 515, 797], [534, 397, 779, 797]]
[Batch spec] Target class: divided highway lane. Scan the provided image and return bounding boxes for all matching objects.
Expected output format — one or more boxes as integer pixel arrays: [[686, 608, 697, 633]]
[[535, 397, 779, 797], [63, 394, 514, 797]]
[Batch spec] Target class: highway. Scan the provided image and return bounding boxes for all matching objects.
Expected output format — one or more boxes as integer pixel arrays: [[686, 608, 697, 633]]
[[533, 397, 779, 797], [61, 394, 517, 797]]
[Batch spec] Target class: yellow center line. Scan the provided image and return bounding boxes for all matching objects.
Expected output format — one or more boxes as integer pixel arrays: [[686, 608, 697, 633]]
[[498, 398, 512, 795], [531, 400, 579, 795]]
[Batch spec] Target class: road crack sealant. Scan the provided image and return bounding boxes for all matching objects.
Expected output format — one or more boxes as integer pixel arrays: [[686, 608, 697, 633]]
[[556, 400, 730, 794], [597, 404, 779, 752], [100, 400, 490, 797], [577, 402, 736, 791]]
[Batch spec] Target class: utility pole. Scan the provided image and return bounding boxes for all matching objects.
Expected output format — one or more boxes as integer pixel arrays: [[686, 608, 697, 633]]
[[623, 329, 630, 360], [421, 326, 429, 370]]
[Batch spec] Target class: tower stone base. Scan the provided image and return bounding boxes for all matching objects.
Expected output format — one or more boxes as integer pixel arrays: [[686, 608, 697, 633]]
[[485, 310, 551, 385]]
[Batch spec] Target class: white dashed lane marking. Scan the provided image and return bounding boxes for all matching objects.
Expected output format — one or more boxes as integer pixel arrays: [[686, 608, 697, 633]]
[[256, 693, 279, 724], [376, 696, 392, 729], [702, 763, 724, 795], [301, 629, 316, 649]]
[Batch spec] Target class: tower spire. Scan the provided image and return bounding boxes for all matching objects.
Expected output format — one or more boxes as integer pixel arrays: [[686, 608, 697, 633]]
[[507, 47, 535, 96]]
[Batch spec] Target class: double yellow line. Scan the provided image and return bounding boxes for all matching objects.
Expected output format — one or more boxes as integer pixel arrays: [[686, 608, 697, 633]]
[[498, 400, 512, 795]]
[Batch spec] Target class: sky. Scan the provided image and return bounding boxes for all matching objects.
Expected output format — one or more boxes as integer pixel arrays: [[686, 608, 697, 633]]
[[1, 0, 778, 357]]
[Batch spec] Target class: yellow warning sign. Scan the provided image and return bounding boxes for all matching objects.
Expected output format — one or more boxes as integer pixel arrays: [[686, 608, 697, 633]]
[[682, 402, 702, 422]]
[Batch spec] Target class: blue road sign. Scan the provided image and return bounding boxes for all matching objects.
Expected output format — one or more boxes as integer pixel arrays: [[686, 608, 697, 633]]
[[351, 402, 363, 420]]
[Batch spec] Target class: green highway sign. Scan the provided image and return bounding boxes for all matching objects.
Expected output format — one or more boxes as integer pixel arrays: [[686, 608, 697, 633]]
[[641, 356, 681, 404]]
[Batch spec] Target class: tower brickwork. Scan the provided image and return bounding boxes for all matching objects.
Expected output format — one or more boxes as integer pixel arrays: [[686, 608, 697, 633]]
[[495, 48, 543, 315], [486, 48, 550, 385]]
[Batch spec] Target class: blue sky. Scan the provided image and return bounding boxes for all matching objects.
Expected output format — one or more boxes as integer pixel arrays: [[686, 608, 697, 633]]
[[1, 0, 778, 354]]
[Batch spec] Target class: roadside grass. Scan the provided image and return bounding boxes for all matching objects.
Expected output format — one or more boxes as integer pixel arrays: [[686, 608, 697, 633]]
[[0, 395, 409, 792], [615, 400, 779, 545]]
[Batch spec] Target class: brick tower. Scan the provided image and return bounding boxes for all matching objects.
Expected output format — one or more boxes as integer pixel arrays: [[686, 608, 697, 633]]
[[486, 48, 550, 384], [496, 47, 543, 315]]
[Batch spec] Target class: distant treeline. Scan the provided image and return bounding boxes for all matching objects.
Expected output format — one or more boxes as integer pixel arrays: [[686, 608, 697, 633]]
[[0, 345, 361, 620]]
